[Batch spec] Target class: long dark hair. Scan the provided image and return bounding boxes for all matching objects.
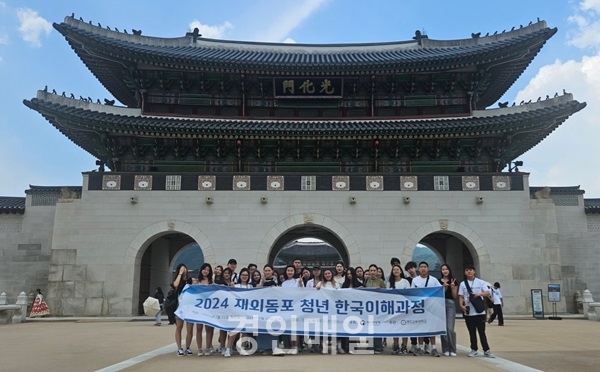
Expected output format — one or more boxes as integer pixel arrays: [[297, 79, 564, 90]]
[[251, 270, 262, 287], [388, 264, 405, 289], [342, 267, 363, 288], [237, 268, 250, 285], [198, 263, 213, 284], [283, 264, 296, 280]]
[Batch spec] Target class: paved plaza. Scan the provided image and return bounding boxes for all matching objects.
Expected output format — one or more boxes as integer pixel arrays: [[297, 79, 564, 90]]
[[1, 316, 598, 372]]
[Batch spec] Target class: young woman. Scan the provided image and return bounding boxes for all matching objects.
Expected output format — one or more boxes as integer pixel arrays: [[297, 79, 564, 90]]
[[388, 264, 410, 354], [342, 267, 363, 288], [355, 266, 365, 284], [195, 263, 216, 356], [215, 267, 234, 354], [223, 268, 252, 357], [30, 288, 50, 317], [439, 263, 458, 356], [301, 267, 312, 287], [377, 267, 385, 281], [213, 265, 223, 284], [281, 264, 302, 354], [173, 264, 193, 356], [251, 270, 262, 287], [333, 261, 346, 287], [164, 282, 177, 325], [316, 268, 339, 290], [306, 266, 322, 289]]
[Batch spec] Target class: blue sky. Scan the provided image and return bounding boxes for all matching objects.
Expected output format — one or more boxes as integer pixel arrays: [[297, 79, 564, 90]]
[[0, 0, 599, 197]]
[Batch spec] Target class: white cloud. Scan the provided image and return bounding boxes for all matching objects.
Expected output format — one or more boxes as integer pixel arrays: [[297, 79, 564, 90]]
[[513, 1, 600, 197], [188, 20, 233, 39], [0, 33, 7, 45], [259, 0, 329, 42], [282, 37, 296, 44], [0, 1, 5, 8], [16, 8, 52, 47]]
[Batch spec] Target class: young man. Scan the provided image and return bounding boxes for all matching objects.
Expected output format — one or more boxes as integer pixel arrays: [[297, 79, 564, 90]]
[[488, 282, 504, 326], [364, 264, 386, 354], [292, 258, 303, 278], [402, 261, 419, 355], [227, 259, 238, 283], [247, 263, 257, 284], [410, 261, 441, 357], [458, 264, 496, 358]]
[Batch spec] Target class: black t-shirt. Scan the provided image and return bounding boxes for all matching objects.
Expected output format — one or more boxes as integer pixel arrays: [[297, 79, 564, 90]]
[[263, 278, 278, 287]]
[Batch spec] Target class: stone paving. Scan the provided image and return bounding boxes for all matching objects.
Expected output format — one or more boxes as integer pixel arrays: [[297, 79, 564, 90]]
[[1, 316, 598, 372]]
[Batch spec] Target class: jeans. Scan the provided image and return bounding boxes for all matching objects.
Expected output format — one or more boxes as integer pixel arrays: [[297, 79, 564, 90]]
[[441, 299, 456, 353], [155, 305, 162, 324], [464, 314, 490, 352]]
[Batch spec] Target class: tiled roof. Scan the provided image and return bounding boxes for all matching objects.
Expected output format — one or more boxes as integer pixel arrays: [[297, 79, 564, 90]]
[[53, 16, 556, 109], [25, 185, 83, 194], [0, 197, 25, 214], [23, 90, 586, 165], [584, 199, 600, 214], [529, 186, 585, 195]]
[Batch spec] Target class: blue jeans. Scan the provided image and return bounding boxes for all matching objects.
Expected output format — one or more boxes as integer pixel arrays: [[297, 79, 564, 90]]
[[441, 299, 456, 353]]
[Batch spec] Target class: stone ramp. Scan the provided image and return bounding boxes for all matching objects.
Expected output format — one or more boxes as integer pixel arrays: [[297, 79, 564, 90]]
[[1, 318, 598, 371]]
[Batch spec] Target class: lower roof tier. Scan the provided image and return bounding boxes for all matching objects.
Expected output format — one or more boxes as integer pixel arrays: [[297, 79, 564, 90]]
[[23, 90, 585, 173]]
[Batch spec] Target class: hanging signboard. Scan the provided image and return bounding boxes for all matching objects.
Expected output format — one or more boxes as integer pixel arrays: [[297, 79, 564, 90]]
[[531, 289, 544, 318], [274, 77, 343, 98], [548, 284, 561, 303]]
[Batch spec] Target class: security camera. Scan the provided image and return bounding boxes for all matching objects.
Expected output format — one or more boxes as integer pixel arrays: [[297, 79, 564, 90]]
[[260, 196, 268, 204], [206, 196, 213, 204], [130, 196, 138, 204], [476, 196, 484, 204], [403, 196, 410, 204], [349, 196, 357, 204]]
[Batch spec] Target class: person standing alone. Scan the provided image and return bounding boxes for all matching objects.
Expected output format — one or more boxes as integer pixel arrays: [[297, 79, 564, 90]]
[[488, 282, 504, 326]]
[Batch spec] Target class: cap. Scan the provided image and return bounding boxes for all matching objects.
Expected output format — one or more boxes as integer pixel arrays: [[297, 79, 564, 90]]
[[312, 265, 321, 270]]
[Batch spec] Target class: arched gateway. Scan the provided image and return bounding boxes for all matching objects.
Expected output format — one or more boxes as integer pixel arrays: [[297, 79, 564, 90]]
[[10, 15, 592, 317]]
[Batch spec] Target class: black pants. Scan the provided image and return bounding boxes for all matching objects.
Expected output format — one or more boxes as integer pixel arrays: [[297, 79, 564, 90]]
[[489, 304, 504, 325], [464, 314, 490, 352]]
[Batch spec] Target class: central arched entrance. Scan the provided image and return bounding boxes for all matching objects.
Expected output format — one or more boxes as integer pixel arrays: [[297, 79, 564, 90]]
[[137, 232, 204, 314], [269, 225, 349, 271]]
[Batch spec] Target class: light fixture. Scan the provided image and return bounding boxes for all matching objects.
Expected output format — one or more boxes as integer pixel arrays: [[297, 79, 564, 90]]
[[206, 196, 213, 204], [509, 160, 523, 172], [349, 196, 357, 204], [475, 196, 484, 204], [403, 196, 411, 204], [129, 196, 138, 204], [261, 196, 268, 204]]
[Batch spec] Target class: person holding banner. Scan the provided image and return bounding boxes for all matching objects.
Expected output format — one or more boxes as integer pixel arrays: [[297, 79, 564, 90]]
[[223, 268, 253, 357], [388, 264, 410, 355], [364, 264, 386, 354], [281, 264, 303, 354], [458, 264, 496, 358], [316, 268, 340, 290], [439, 264, 458, 357], [410, 261, 441, 357], [334, 261, 346, 287], [306, 266, 322, 289], [355, 266, 365, 285], [196, 263, 216, 356], [256, 264, 286, 356], [173, 264, 193, 357]]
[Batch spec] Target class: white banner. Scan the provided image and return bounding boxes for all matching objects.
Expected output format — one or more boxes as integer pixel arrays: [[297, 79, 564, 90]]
[[175, 285, 445, 337]]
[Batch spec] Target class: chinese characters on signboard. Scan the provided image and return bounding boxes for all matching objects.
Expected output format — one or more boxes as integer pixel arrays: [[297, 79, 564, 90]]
[[274, 77, 343, 98]]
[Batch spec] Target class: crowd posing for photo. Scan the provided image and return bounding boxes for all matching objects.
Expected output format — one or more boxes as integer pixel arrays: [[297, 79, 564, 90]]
[[167, 257, 499, 359]]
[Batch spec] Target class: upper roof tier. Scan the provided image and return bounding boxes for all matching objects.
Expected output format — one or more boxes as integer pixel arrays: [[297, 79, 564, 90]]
[[54, 16, 557, 109]]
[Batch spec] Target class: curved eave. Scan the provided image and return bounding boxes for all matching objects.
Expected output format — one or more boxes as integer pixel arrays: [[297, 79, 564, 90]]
[[24, 90, 585, 162], [0, 197, 25, 214], [584, 199, 600, 214], [54, 16, 556, 108]]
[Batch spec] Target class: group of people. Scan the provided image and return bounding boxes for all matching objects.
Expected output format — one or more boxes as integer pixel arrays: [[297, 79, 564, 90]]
[[167, 257, 502, 359]]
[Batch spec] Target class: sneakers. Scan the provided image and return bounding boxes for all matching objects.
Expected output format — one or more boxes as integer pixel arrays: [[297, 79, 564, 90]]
[[484, 350, 496, 358], [223, 348, 231, 358], [185, 348, 193, 356], [391, 345, 400, 355], [431, 349, 440, 357], [239, 348, 250, 356], [450, 352, 457, 357], [336, 347, 345, 354], [423, 344, 430, 354], [415, 348, 424, 356], [399, 345, 408, 355], [177, 348, 185, 356], [409, 345, 417, 355], [310, 344, 319, 353], [468, 349, 478, 357], [288, 347, 298, 355], [272, 347, 286, 356], [204, 347, 213, 356], [443, 351, 450, 357]]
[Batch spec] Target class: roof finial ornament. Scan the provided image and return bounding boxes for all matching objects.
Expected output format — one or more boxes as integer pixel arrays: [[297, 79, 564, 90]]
[[528, 21, 532, 26], [79, 17, 84, 22], [554, 92, 559, 98], [471, 32, 480, 38], [104, 98, 115, 106], [412, 30, 427, 45], [563, 88, 568, 95], [71, 12, 75, 18], [497, 101, 508, 108], [132, 29, 142, 36], [124, 29, 128, 34], [192, 27, 202, 43], [484, 32, 489, 37], [97, 22, 102, 28]]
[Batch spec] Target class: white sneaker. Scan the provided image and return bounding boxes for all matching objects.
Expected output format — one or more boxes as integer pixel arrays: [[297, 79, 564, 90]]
[[484, 350, 496, 358], [423, 344, 430, 354], [204, 346, 213, 356], [223, 348, 231, 358], [239, 349, 250, 356], [288, 347, 298, 355], [443, 351, 450, 357], [272, 347, 286, 356], [450, 352, 457, 357], [468, 350, 478, 357]]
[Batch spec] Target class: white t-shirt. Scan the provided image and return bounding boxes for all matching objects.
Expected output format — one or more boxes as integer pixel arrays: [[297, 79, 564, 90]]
[[316, 281, 340, 290], [389, 278, 410, 289], [491, 287, 503, 305], [306, 278, 320, 289], [410, 275, 441, 288], [458, 277, 490, 316], [234, 283, 252, 289], [281, 278, 302, 288]]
